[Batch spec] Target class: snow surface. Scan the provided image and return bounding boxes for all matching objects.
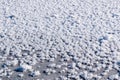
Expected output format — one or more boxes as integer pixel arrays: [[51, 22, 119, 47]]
[[0, 0, 120, 80]]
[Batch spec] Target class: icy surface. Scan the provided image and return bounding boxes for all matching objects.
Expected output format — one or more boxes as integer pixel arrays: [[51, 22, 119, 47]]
[[0, 0, 120, 80]]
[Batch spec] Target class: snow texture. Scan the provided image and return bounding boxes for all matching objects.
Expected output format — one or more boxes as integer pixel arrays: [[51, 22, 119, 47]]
[[0, 0, 120, 80]]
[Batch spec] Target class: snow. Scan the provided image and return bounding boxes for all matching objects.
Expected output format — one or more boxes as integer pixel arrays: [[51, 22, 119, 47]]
[[17, 73, 24, 78], [20, 63, 32, 71], [29, 70, 40, 77], [0, 0, 120, 79]]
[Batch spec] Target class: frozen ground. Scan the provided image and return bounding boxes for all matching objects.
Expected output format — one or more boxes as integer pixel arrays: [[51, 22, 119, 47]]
[[0, 0, 120, 80]]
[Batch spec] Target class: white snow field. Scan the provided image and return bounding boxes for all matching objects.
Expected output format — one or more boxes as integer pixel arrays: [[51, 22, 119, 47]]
[[0, 0, 120, 80]]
